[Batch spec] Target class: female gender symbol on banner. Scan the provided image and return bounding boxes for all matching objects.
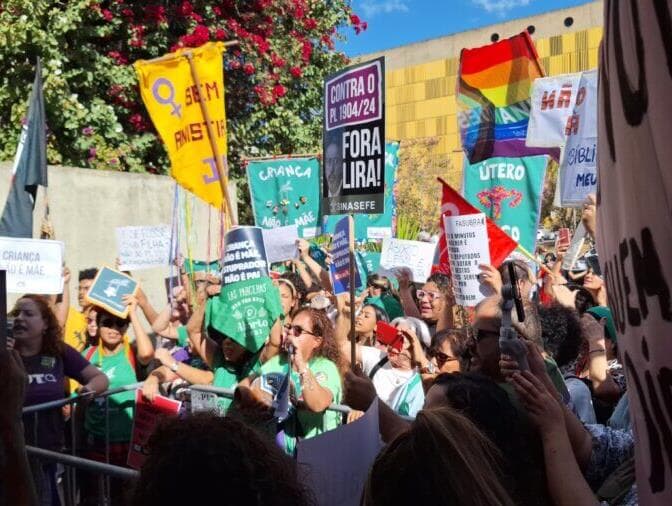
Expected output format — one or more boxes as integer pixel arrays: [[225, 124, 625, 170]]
[[152, 78, 182, 118]]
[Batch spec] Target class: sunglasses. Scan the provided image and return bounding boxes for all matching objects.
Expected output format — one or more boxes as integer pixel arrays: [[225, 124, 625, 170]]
[[99, 317, 128, 331], [283, 324, 317, 338], [431, 350, 459, 366], [416, 290, 443, 302]]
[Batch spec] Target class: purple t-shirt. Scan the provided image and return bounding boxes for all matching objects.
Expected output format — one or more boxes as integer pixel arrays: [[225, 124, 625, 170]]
[[22, 344, 91, 450]]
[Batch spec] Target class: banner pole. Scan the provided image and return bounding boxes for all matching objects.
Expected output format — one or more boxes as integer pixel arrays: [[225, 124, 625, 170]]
[[348, 214, 357, 367], [516, 243, 553, 275], [184, 52, 237, 227]]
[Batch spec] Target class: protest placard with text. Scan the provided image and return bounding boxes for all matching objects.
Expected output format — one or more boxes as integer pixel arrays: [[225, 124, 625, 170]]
[[379, 238, 435, 283], [463, 155, 547, 254], [329, 216, 361, 295], [443, 213, 491, 306], [247, 157, 321, 238], [0, 237, 63, 294], [322, 57, 385, 216], [262, 225, 299, 265], [116, 225, 171, 271]]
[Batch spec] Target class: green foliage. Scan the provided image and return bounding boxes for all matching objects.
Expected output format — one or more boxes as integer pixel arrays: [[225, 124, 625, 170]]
[[395, 215, 422, 241], [0, 0, 364, 222]]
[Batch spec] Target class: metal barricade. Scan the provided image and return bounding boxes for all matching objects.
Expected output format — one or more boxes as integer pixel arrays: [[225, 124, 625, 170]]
[[23, 383, 142, 506]]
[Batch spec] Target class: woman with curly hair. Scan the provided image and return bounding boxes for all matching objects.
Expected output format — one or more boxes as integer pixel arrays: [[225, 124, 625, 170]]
[[12, 294, 108, 505], [247, 307, 343, 455]]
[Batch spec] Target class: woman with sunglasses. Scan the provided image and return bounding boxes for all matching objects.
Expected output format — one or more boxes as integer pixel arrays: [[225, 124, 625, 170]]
[[80, 296, 154, 477], [252, 308, 343, 455], [11, 294, 109, 505]]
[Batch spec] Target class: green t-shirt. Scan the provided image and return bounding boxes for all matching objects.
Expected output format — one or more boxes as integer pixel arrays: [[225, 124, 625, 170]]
[[212, 350, 262, 414], [260, 354, 342, 455], [82, 346, 137, 442], [176, 325, 189, 347]]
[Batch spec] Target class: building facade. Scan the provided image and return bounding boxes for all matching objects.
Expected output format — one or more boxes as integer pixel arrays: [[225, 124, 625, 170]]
[[358, 1, 604, 187]]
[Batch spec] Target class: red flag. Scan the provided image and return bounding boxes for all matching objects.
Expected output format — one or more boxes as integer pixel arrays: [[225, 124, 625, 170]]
[[436, 177, 517, 273]]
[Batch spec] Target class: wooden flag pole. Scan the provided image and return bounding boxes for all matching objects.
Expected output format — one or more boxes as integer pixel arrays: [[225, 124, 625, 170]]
[[516, 243, 553, 276], [185, 52, 237, 227], [348, 214, 357, 367]]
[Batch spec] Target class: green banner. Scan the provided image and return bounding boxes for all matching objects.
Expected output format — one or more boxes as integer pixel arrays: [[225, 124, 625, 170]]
[[463, 155, 548, 253], [323, 141, 400, 241], [246, 157, 321, 239]]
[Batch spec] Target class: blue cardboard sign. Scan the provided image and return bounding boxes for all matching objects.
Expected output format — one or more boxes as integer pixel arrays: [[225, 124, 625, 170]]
[[330, 217, 361, 295]]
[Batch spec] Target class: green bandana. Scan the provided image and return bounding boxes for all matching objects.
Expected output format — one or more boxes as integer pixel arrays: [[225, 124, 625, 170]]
[[207, 276, 283, 353]]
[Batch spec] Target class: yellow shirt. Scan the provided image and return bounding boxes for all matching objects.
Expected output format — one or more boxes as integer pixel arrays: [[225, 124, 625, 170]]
[[64, 307, 88, 393]]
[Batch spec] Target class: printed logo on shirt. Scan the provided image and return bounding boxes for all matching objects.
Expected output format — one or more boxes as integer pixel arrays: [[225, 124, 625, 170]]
[[314, 371, 327, 385], [28, 373, 57, 384], [40, 356, 56, 369], [105, 365, 118, 382]]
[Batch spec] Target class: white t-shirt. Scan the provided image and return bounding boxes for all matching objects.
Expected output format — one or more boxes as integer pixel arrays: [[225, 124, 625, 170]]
[[360, 346, 415, 407]]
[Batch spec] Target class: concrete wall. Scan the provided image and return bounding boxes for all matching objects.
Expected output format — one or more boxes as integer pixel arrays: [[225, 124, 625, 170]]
[[0, 161, 238, 325]]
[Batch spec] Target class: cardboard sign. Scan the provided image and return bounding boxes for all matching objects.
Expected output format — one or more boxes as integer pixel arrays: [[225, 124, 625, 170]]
[[190, 390, 220, 415], [86, 267, 138, 318], [0, 237, 64, 294], [247, 157, 321, 238], [127, 390, 181, 469], [379, 238, 435, 283], [221, 226, 268, 284], [443, 213, 491, 306], [329, 216, 361, 295], [322, 57, 386, 216], [262, 225, 299, 264], [115, 225, 171, 271]]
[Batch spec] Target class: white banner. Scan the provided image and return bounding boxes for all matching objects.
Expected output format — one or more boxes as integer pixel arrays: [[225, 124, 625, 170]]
[[526, 72, 582, 147], [262, 224, 299, 264], [559, 69, 598, 207], [379, 238, 435, 283], [0, 237, 64, 294], [443, 213, 491, 306], [116, 225, 171, 271]]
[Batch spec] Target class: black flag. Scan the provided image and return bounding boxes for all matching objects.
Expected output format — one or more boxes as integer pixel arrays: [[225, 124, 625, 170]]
[[0, 58, 48, 238]]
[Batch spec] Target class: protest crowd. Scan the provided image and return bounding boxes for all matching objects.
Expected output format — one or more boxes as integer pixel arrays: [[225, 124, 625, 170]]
[[1, 1, 670, 506]]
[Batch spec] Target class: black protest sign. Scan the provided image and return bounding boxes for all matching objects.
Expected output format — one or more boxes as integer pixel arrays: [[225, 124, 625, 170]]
[[221, 226, 268, 284], [322, 57, 385, 216]]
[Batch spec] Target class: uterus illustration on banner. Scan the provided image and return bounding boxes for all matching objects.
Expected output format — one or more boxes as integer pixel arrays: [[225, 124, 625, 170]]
[[134, 42, 228, 209], [463, 155, 548, 253]]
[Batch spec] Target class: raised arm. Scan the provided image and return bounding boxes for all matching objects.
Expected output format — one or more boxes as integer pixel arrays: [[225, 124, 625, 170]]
[[396, 268, 421, 319], [54, 266, 71, 329], [135, 286, 160, 326], [124, 294, 154, 366], [185, 289, 218, 367]]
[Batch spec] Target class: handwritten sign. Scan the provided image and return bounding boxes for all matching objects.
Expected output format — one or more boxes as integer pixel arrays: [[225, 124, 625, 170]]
[[116, 225, 171, 271], [0, 237, 63, 294], [127, 390, 181, 469], [379, 238, 436, 283], [443, 213, 491, 306], [86, 267, 138, 318], [262, 225, 299, 264]]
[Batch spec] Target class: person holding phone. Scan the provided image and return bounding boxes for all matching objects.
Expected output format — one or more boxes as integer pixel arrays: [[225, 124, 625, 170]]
[[342, 321, 425, 418]]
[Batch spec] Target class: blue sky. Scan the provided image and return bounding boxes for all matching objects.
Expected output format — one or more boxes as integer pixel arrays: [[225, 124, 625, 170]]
[[338, 0, 594, 56]]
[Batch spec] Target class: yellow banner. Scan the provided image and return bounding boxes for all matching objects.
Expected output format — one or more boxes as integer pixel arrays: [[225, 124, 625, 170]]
[[135, 42, 227, 209]]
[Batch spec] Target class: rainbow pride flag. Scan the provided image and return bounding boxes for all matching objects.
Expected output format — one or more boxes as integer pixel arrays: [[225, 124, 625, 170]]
[[458, 32, 559, 163]]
